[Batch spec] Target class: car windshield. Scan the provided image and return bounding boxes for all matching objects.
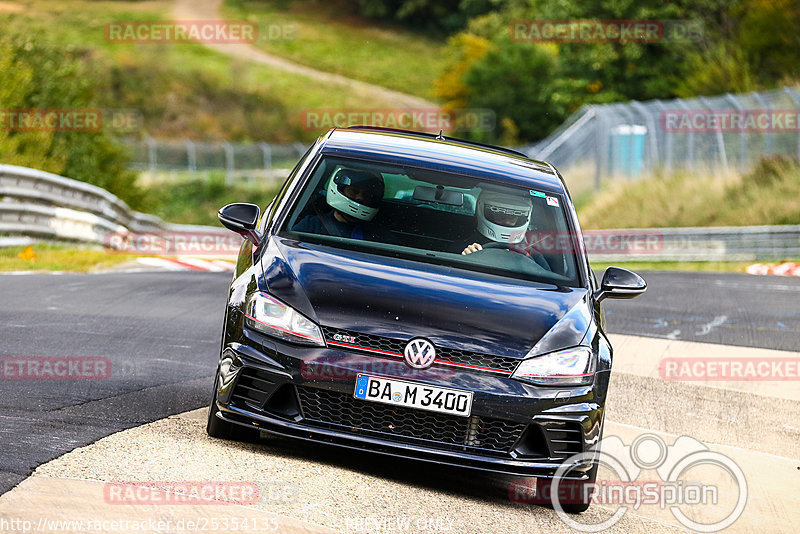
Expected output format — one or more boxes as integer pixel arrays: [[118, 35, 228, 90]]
[[279, 155, 582, 287]]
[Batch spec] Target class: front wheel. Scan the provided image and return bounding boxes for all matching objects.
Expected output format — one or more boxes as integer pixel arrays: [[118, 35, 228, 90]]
[[206, 378, 258, 441], [547, 462, 598, 514]]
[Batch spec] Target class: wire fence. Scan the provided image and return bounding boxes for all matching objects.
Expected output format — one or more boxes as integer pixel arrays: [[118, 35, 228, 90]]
[[125, 87, 800, 190], [524, 86, 800, 195], [122, 138, 308, 183]]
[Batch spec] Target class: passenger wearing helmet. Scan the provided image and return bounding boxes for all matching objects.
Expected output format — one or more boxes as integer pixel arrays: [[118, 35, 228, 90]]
[[458, 188, 551, 271], [293, 168, 387, 240]]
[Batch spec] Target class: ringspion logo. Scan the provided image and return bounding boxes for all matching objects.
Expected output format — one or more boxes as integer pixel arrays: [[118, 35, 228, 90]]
[[510, 433, 747, 532]]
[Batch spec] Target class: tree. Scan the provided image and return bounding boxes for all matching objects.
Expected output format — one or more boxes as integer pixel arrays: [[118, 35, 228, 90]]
[[0, 35, 145, 209]]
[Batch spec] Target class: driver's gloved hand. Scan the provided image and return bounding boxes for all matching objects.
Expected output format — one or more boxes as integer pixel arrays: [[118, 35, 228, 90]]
[[461, 243, 483, 255]]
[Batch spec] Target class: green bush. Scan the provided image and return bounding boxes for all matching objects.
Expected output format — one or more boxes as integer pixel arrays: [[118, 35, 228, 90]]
[[348, 0, 499, 32], [143, 174, 284, 226], [463, 40, 566, 141], [0, 35, 146, 209]]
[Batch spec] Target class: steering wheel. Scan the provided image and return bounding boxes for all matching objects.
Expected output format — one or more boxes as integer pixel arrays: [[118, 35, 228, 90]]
[[480, 241, 510, 250]]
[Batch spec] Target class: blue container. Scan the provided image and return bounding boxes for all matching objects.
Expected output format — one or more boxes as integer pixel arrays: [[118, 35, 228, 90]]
[[610, 125, 646, 177]]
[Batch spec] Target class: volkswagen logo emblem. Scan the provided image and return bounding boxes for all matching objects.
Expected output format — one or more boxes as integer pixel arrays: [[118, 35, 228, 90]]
[[404, 338, 436, 369]]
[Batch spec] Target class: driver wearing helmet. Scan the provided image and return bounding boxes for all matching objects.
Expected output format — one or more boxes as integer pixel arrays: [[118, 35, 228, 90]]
[[459, 188, 550, 270], [293, 168, 387, 240]]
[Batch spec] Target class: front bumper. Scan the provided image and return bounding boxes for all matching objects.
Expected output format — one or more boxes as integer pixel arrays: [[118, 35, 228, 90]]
[[214, 331, 608, 478]]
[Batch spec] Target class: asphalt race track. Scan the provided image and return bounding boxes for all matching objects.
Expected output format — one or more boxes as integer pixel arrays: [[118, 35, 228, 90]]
[[0, 269, 798, 497], [0, 272, 229, 494], [602, 271, 800, 352]]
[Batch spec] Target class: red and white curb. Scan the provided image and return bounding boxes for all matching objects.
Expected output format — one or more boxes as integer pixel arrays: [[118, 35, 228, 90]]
[[746, 262, 800, 277], [136, 257, 235, 272]]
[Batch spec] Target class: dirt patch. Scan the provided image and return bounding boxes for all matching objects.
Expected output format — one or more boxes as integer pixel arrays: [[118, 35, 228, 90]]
[[0, 2, 23, 13]]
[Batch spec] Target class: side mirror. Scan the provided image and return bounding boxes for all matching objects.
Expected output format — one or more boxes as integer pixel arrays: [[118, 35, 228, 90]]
[[218, 203, 261, 247], [594, 267, 646, 302]]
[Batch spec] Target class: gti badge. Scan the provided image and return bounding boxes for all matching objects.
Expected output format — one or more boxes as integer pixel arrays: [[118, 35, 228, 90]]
[[332, 333, 356, 343], [404, 338, 436, 369]]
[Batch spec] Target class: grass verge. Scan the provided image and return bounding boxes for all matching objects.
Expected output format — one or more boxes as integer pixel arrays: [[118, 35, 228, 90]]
[[0, 242, 140, 272], [578, 156, 800, 229], [2, 243, 787, 274]]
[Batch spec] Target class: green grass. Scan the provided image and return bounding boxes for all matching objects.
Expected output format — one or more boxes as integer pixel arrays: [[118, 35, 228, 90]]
[[0, 242, 140, 272], [578, 156, 800, 229], [2, 0, 395, 143], [143, 173, 284, 225], [222, 0, 446, 99]]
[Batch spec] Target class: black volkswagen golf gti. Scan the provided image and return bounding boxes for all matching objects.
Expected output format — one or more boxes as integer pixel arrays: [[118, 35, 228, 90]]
[[208, 127, 645, 512]]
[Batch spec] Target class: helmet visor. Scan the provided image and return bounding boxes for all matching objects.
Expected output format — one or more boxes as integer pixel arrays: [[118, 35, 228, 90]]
[[484, 204, 530, 228], [333, 170, 384, 209]]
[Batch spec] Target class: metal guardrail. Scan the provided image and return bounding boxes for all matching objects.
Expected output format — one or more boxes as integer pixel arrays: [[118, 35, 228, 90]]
[[1, 164, 798, 262], [586, 225, 800, 262], [123, 139, 308, 184], [0, 164, 227, 247]]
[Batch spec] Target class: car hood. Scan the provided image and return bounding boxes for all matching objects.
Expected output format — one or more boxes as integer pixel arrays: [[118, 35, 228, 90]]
[[260, 237, 591, 358]]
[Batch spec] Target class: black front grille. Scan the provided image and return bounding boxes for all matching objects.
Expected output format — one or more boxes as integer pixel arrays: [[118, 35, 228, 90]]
[[436, 346, 520, 373], [296, 386, 526, 456], [322, 327, 405, 354], [321, 326, 520, 374]]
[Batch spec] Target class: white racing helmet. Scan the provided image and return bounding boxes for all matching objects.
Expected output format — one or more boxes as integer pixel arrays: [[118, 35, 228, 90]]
[[476, 188, 532, 244], [326, 168, 385, 221]]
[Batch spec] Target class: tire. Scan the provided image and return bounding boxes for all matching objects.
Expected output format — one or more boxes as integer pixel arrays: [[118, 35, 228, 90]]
[[553, 462, 598, 514], [206, 378, 258, 441], [555, 417, 606, 513]]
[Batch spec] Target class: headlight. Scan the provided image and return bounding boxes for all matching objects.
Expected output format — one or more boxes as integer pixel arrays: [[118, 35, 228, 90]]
[[511, 346, 595, 386], [245, 292, 325, 346]]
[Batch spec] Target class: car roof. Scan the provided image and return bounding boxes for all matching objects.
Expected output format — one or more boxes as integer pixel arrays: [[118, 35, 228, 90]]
[[319, 127, 565, 194]]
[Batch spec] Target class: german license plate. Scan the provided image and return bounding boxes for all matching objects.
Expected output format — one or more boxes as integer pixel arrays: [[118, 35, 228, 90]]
[[353, 374, 473, 417]]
